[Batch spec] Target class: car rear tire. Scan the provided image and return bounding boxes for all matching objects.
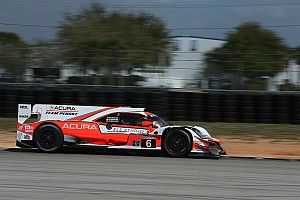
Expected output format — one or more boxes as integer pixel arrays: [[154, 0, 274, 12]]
[[163, 129, 192, 157], [34, 124, 63, 153]]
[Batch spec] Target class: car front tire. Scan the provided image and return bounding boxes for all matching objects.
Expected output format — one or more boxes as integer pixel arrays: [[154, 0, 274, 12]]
[[163, 129, 192, 157]]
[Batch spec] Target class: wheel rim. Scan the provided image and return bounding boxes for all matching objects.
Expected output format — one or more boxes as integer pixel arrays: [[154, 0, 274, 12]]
[[166, 132, 189, 154], [38, 130, 58, 150]]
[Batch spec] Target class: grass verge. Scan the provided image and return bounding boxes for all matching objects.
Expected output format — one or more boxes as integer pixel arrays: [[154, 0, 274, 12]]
[[174, 121, 300, 140], [0, 118, 16, 132]]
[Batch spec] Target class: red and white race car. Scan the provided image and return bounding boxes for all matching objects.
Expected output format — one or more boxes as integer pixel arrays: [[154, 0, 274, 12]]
[[16, 104, 226, 158]]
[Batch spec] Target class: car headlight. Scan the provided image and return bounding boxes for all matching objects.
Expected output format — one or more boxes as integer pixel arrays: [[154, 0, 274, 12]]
[[192, 127, 210, 139]]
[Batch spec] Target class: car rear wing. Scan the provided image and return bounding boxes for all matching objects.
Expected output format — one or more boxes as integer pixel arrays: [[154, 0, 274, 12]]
[[18, 104, 145, 124]]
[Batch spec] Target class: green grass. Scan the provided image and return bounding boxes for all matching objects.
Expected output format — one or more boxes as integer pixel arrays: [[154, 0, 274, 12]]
[[0, 118, 299, 140], [174, 121, 300, 140], [0, 118, 16, 132]]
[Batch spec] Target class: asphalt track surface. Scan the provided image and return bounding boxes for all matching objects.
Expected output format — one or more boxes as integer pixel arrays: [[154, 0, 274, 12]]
[[0, 149, 299, 200]]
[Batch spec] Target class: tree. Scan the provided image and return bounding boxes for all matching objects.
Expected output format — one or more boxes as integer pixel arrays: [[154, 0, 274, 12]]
[[58, 4, 170, 75], [0, 32, 28, 80], [290, 47, 300, 65], [204, 22, 288, 88]]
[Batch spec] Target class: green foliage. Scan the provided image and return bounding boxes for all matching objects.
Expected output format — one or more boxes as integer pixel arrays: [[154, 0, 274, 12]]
[[290, 47, 300, 65], [58, 4, 170, 74], [244, 79, 265, 90], [0, 32, 28, 78], [205, 22, 288, 79]]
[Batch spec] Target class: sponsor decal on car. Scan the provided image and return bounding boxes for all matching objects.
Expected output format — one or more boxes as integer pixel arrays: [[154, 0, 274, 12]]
[[46, 106, 79, 116], [16, 132, 32, 141], [17, 125, 33, 133], [24, 134, 31, 140], [24, 125, 33, 133], [105, 127, 149, 134], [106, 116, 119, 123], [106, 123, 113, 130], [17, 132, 22, 141], [19, 115, 29, 118], [62, 123, 98, 130], [132, 140, 141, 146]]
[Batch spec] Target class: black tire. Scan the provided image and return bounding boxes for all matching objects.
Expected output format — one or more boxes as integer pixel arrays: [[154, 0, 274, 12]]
[[163, 129, 192, 157], [34, 124, 63, 153]]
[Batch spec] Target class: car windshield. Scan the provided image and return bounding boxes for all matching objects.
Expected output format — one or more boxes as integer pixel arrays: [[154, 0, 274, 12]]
[[147, 114, 172, 127]]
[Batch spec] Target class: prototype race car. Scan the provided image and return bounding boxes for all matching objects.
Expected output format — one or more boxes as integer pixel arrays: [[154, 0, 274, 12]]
[[16, 104, 226, 158]]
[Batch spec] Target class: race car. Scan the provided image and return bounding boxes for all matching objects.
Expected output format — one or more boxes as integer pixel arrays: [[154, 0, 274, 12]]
[[16, 104, 226, 158]]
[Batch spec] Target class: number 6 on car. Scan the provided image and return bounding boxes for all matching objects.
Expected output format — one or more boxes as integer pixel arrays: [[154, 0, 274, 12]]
[[141, 138, 156, 148], [16, 104, 226, 158]]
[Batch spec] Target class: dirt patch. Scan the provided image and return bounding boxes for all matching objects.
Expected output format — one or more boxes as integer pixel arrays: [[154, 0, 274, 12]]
[[0, 131, 16, 148], [220, 137, 300, 159], [1, 132, 299, 159]]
